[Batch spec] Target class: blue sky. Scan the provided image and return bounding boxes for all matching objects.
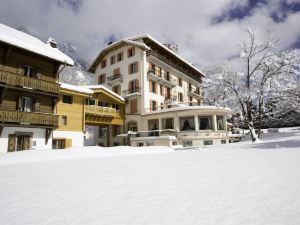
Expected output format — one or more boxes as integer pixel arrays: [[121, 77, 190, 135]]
[[0, 0, 299, 70]]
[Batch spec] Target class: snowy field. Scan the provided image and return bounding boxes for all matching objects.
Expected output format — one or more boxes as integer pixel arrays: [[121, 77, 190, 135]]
[[0, 127, 300, 225]]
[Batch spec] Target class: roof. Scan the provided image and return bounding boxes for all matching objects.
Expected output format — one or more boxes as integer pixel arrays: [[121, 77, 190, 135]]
[[59, 82, 93, 95], [88, 39, 150, 72], [128, 34, 206, 77], [0, 23, 74, 66], [78, 85, 125, 102], [88, 34, 205, 77]]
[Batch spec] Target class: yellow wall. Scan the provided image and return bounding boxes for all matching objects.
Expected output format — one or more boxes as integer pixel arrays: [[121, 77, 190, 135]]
[[56, 90, 86, 132]]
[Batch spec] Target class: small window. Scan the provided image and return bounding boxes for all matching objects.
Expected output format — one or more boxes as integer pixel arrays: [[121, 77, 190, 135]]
[[204, 140, 213, 145], [23, 66, 35, 77], [110, 55, 115, 65], [117, 52, 123, 62], [128, 62, 138, 74], [178, 78, 182, 86], [101, 59, 107, 68], [138, 142, 144, 147], [178, 92, 183, 102], [221, 140, 226, 144], [86, 99, 96, 105], [130, 99, 138, 113], [62, 95, 73, 104], [61, 115, 67, 126], [20, 96, 33, 112], [98, 74, 106, 84], [127, 47, 135, 57], [151, 81, 157, 93], [150, 100, 157, 111]]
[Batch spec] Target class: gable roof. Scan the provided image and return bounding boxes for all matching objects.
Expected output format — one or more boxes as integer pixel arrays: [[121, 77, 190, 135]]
[[0, 23, 74, 66], [79, 85, 125, 102], [88, 39, 150, 73], [88, 34, 205, 77]]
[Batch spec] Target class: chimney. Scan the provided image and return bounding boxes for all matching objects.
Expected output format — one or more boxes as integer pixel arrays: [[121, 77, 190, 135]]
[[47, 38, 58, 48]]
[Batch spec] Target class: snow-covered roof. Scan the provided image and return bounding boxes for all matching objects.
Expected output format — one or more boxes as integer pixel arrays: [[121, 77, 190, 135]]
[[143, 105, 231, 115], [0, 23, 74, 66], [78, 85, 125, 102], [127, 34, 206, 77], [88, 39, 150, 72], [59, 82, 93, 95]]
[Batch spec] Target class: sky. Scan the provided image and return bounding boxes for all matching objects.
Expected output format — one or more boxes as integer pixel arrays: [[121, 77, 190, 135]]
[[0, 0, 299, 70]]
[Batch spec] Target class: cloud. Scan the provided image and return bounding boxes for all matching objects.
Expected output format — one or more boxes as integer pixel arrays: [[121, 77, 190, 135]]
[[0, 0, 298, 71]]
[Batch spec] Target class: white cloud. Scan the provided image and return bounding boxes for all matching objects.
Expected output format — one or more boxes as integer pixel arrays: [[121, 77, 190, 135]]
[[0, 0, 298, 71]]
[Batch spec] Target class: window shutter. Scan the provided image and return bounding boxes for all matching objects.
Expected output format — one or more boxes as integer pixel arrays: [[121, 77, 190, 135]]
[[17, 96, 22, 110], [130, 99, 137, 113], [149, 81, 152, 92]]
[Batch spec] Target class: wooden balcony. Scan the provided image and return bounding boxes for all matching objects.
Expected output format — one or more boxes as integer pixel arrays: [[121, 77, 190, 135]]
[[85, 105, 117, 117], [0, 67, 59, 94], [0, 110, 59, 127]]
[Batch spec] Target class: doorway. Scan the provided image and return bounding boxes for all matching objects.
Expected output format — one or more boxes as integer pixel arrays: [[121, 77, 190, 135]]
[[7, 133, 32, 152]]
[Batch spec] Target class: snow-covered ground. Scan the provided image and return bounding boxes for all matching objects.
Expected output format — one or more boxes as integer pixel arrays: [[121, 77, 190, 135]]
[[0, 127, 300, 225]]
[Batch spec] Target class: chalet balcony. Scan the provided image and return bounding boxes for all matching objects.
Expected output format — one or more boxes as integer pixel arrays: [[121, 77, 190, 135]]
[[0, 110, 59, 127], [147, 69, 176, 88], [106, 74, 123, 85], [122, 87, 141, 98], [85, 105, 117, 117], [187, 87, 204, 99], [85, 105, 118, 125], [0, 67, 59, 94]]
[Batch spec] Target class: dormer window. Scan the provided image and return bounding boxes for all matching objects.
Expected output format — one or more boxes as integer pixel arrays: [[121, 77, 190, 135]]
[[23, 66, 35, 77]]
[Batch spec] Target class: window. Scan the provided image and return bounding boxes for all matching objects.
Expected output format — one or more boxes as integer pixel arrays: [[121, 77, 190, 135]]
[[127, 47, 135, 57], [179, 116, 195, 131], [189, 83, 192, 91], [113, 68, 120, 76], [129, 80, 139, 93], [20, 96, 33, 112], [112, 85, 121, 95], [86, 99, 96, 106], [160, 85, 164, 96], [98, 101, 110, 107], [183, 141, 193, 147], [128, 62, 138, 74], [199, 116, 213, 130], [99, 126, 108, 137], [150, 81, 157, 93], [217, 116, 224, 130], [130, 98, 138, 113], [117, 52, 123, 62], [157, 67, 162, 77], [61, 115, 67, 126], [221, 140, 226, 144], [204, 140, 213, 145], [101, 59, 107, 68], [165, 71, 170, 81], [62, 95, 72, 104], [148, 119, 159, 136], [189, 96, 193, 106], [98, 74, 106, 84], [178, 92, 183, 102], [162, 118, 174, 129], [23, 66, 35, 77], [178, 78, 182, 86], [110, 55, 115, 65], [112, 103, 120, 111], [150, 100, 157, 111], [128, 121, 137, 132]]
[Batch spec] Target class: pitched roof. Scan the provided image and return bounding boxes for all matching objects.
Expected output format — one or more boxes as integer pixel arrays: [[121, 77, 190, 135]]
[[59, 82, 93, 95], [88, 39, 150, 72], [79, 85, 125, 102], [0, 23, 74, 66]]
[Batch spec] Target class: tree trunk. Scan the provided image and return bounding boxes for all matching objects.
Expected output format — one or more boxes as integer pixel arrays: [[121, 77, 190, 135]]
[[258, 97, 263, 138]]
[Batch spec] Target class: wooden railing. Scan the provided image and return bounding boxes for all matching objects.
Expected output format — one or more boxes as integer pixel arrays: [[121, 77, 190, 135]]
[[85, 105, 117, 117], [0, 67, 59, 94], [0, 110, 59, 126]]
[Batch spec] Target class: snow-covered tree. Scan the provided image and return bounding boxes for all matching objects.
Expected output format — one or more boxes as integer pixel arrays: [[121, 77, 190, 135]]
[[207, 27, 298, 142]]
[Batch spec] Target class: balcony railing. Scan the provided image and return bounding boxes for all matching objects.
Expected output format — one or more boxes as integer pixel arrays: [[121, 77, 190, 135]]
[[147, 69, 176, 88], [165, 94, 177, 101], [187, 87, 204, 99], [0, 110, 59, 126], [85, 105, 117, 117], [106, 74, 123, 85], [122, 87, 141, 97], [0, 68, 59, 94]]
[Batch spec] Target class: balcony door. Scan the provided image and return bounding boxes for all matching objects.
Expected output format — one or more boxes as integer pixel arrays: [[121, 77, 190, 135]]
[[16, 135, 31, 151]]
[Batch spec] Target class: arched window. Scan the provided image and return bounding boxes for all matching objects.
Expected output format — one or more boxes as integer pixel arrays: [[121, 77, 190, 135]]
[[127, 121, 138, 132]]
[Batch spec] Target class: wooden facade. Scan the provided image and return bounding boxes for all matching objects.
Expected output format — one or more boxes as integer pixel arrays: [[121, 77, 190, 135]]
[[0, 40, 65, 152]]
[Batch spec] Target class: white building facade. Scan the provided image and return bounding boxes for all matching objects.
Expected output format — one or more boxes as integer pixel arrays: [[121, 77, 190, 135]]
[[89, 35, 230, 146]]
